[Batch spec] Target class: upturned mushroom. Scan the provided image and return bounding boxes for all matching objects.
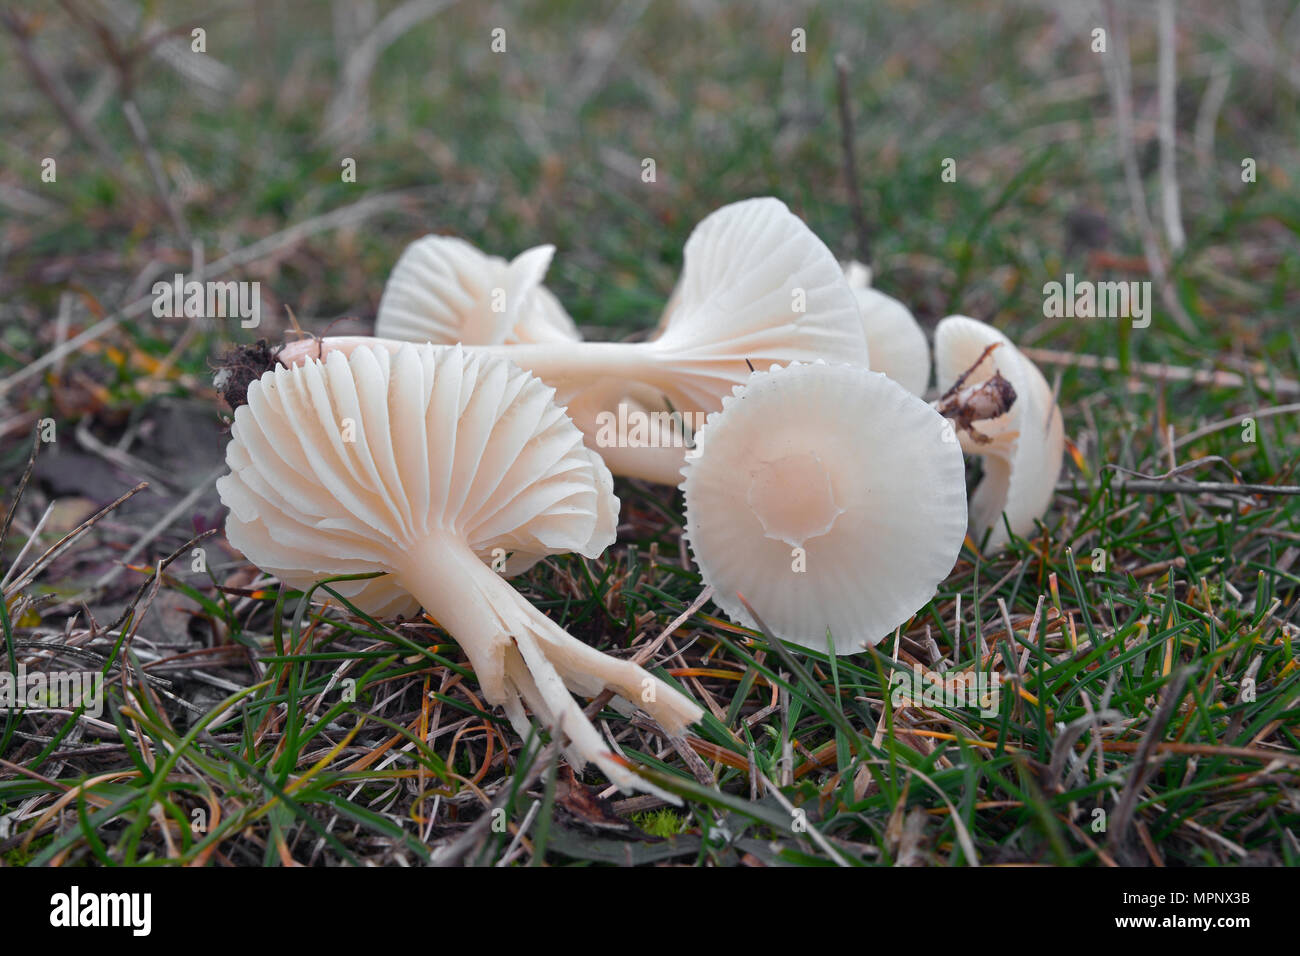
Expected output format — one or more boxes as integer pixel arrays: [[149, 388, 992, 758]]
[[682, 361, 968, 653], [377, 236, 579, 346], [842, 261, 931, 397], [217, 341, 702, 796], [933, 315, 1065, 549]]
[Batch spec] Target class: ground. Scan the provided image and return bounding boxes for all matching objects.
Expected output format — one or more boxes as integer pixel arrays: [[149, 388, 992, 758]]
[[0, 0, 1297, 866]]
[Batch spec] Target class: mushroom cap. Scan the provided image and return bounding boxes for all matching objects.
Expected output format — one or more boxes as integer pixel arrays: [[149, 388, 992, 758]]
[[647, 197, 870, 412], [843, 261, 931, 396], [217, 342, 616, 617], [682, 362, 967, 653], [376, 236, 580, 347], [933, 316, 1065, 549]]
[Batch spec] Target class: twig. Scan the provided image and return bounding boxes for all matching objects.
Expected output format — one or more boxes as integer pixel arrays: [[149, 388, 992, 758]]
[[63, 0, 194, 244], [1106, 457, 1239, 484], [52, 292, 73, 377], [567, 0, 652, 111], [120, 98, 192, 244], [835, 54, 870, 264], [652, 724, 714, 787], [1059, 479, 1300, 497], [1193, 59, 1230, 177], [321, 0, 459, 144], [1155, 0, 1185, 252], [1103, 739, 1300, 767], [1172, 402, 1300, 450], [1100, 0, 1195, 334], [1019, 347, 1300, 395], [572, 584, 715, 733], [630, 585, 713, 668], [96, 0, 237, 98], [98, 528, 218, 649]]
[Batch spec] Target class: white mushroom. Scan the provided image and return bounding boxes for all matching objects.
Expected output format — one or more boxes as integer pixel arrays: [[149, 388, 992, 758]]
[[377, 235, 579, 346], [281, 198, 868, 483], [217, 342, 701, 797], [843, 261, 931, 396], [682, 362, 968, 653], [933, 315, 1065, 549]]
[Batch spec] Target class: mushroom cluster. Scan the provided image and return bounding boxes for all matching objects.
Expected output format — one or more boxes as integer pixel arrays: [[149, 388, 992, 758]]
[[217, 196, 1065, 795], [282, 198, 870, 485]]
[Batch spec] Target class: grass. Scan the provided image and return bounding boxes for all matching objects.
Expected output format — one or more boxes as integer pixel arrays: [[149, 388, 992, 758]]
[[0, 0, 1298, 866]]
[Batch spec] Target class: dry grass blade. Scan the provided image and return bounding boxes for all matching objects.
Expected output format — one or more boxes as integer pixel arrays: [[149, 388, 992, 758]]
[[0, 429, 41, 558]]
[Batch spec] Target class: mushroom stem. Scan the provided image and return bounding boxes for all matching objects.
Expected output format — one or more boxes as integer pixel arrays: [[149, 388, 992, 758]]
[[563, 392, 693, 485], [570, 439, 689, 486], [476, 340, 659, 390], [278, 336, 692, 409], [396, 534, 701, 798]]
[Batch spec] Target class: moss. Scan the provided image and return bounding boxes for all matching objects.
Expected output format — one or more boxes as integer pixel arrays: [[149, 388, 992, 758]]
[[633, 808, 686, 839]]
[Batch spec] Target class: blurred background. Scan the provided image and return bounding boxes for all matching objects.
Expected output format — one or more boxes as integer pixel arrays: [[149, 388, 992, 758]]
[[3, 0, 1296, 346]]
